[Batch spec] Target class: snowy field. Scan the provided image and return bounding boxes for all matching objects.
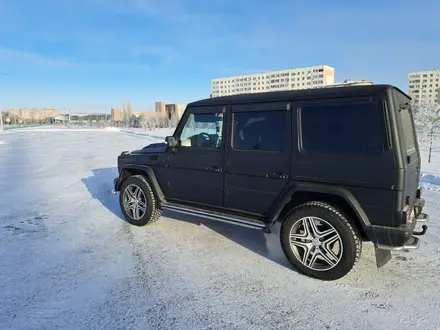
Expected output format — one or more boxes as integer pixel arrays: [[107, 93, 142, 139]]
[[1, 128, 440, 330]]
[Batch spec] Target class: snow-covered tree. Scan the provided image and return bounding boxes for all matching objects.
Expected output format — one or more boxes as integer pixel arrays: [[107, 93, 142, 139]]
[[169, 109, 179, 128], [126, 99, 133, 127], [121, 101, 127, 127], [412, 101, 440, 149]]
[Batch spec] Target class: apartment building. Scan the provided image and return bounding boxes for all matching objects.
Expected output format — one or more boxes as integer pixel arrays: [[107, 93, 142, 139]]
[[155, 102, 168, 114], [211, 65, 335, 97], [408, 69, 440, 104], [111, 108, 121, 121], [8, 108, 60, 121]]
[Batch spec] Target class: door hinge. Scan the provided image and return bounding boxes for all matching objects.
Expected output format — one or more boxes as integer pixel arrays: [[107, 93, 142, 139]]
[[286, 103, 291, 111], [222, 106, 227, 113]]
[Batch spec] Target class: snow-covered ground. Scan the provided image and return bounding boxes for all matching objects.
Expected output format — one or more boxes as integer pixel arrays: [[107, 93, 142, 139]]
[[0, 129, 439, 330]]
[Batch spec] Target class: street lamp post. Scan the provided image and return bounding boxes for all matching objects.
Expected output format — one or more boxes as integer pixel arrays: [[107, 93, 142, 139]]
[[428, 125, 440, 163]]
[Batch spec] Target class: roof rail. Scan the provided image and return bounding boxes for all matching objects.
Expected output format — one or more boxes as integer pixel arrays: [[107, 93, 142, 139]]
[[325, 79, 373, 88]]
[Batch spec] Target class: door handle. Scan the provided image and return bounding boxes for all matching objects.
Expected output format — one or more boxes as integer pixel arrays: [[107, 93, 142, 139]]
[[266, 172, 289, 179], [206, 166, 223, 173]]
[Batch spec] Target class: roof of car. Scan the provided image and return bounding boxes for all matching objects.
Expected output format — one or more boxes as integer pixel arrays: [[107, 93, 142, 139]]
[[188, 84, 410, 107]]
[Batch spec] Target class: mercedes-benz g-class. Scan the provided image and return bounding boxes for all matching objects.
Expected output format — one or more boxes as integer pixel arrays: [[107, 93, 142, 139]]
[[113, 85, 429, 280]]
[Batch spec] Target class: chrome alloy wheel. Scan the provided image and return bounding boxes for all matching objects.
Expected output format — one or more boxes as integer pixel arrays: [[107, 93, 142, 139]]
[[122, 184, 147, 220], [289, 217, 343, 271]]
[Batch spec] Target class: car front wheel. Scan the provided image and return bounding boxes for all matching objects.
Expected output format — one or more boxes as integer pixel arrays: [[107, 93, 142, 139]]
[[280, 201, 362, 280], [119, 175, 162, 226]]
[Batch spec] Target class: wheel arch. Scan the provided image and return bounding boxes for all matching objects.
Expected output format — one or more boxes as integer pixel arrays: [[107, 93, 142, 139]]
[[268, 185, 371, 240], [118, 165, 165, 203]]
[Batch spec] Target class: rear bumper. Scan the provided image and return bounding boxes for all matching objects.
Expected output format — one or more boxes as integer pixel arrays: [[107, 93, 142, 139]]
[[367, 197, 429, 250]]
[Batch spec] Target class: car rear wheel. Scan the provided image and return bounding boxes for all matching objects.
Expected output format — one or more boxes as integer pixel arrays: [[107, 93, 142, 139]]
[[119, 175, 162, 226], [280, 201, 361, 280]]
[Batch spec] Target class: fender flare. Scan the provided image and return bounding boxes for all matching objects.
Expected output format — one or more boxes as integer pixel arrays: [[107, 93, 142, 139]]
[[117, 164, 165, 203], [265, 183, 371, 231]]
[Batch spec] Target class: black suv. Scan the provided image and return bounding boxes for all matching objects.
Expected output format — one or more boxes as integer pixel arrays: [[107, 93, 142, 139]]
[[113, 85, 429, 280]]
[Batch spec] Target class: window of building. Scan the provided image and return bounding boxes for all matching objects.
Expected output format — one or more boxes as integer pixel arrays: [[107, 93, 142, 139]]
[[180, 112, 224, 148], [232, 111, 286, 151], [318, 68, 323, 72], [300, 102, 383, 155]]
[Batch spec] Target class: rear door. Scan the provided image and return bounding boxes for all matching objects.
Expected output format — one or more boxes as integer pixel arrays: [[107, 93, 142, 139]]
[[224, 101, 291, 216], [394, 90, 421, 206]]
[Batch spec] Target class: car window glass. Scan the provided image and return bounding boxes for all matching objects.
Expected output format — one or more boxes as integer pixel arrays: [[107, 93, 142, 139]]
[[233, 111, 286, 151], [301, 102, 383, 154], [179, 112, 223, 148], [400, 108, 416, 154]]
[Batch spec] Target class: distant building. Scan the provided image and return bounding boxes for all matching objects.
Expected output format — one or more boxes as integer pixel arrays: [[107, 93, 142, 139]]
[[155, 102, 168, 114], [165, 104, 187, 120], [133, 111, 166, 118], [408, 69, 440, 104], [111, 108, 121, 121], [8, 108, 60, 122], [211, 65, 335, 97]]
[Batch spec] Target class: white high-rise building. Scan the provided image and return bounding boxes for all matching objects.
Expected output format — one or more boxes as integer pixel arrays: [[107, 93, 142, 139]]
[[211, 65, 335, 98], [408, 69, 440, 104]]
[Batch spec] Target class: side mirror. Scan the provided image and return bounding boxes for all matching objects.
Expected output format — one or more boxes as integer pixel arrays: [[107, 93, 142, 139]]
[[165, 136, 178, 148]]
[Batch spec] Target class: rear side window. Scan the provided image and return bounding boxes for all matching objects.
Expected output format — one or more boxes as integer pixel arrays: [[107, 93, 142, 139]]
[[233, 111, 286, 151], [400, 108, 416, 154], [300, 102, 384, 155]]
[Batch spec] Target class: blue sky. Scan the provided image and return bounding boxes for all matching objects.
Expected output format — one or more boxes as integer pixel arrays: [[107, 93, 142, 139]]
[[0, 0, 439, 113]]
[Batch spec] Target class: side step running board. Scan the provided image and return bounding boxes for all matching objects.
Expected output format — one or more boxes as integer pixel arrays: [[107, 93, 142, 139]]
[[162, 204, 266, 230], [376, 236, 420, 251]]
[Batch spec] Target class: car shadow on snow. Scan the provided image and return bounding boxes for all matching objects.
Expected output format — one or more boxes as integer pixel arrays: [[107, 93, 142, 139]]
[[81, 167, 295, 271], [162, 209, 294, 271], [81, 167, 125, 221]]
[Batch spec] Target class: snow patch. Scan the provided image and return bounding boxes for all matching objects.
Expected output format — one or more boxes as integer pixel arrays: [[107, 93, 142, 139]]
[[0, 140, 6, 145], [420, 172, 440, 191]]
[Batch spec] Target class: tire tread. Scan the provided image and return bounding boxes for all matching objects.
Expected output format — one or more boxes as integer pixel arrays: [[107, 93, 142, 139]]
[[280, 201, 362, 280]]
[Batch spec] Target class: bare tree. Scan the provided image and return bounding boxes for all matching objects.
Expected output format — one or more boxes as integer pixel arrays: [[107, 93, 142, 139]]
[[121, 101, 127, 127], [169, 110, 179, 128], [127, 99, 133, 127], [139, 114, 147, 131], [412, 101, 440, 148], [156, 115, 169, 128]]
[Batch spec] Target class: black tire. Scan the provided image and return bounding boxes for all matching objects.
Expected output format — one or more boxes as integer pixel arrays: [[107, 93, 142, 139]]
[[119, 175, 162, 226], [280, 201, 362, 281]]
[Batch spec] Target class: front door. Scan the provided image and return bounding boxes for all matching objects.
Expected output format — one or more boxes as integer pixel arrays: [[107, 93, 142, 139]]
[[157, 105, 226, 208], [225, 101, 292, 216]]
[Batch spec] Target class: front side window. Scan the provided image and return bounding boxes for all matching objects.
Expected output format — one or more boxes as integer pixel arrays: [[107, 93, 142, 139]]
[[179, 112, 223, 148], [232, 111, 286, 151], [301, 102, 384, 155]]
